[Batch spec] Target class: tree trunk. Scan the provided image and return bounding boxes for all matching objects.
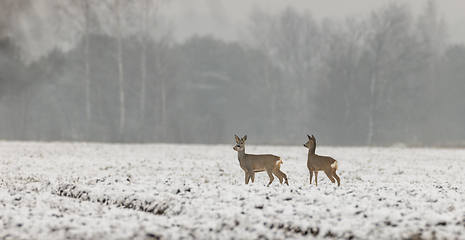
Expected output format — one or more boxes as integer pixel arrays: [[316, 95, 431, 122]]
[[161, 79, 167, 139], [367, 63, 378, 146], [140, 0, 149, 141], [84, 0, 91, 139], [115, 0, 125, 137]]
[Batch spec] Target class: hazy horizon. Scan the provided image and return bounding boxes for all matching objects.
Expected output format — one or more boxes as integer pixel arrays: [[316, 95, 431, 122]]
[[164, 0, 465, 44], [0, 0, 464, 146]]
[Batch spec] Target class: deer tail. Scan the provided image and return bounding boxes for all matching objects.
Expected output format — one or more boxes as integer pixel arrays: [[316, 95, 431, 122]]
[[331, 160, 338, 170]]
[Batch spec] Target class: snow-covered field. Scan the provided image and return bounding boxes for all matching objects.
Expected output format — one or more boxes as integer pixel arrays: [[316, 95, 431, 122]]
[[1, 141, 465, 239]]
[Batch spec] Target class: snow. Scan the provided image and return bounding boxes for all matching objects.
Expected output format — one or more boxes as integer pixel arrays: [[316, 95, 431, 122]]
[[1, 141, 465, 239]]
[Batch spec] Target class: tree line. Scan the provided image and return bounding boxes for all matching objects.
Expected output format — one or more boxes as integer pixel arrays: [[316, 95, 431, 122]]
[[0, 1, 464, 146]]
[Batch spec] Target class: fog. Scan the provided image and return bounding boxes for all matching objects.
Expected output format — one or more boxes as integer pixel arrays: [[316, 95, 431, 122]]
[[0, 0, 464, 146], [167, 0, 465, 44]]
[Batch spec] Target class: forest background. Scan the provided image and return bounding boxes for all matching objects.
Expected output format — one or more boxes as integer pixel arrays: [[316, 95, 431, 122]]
[[0, 0, 464, 146]]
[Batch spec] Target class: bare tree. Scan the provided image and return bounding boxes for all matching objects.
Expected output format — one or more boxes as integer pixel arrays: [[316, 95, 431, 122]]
[[83, 0, 91, 134], [247, 8, 322, 140], [134, 0, 166, 140], [365, 3, 418, 144], [272, 8, 321, 138], [96, 0, 138, 138], [315, 17, 369, 144], [153, 37, 175, 140], [415, 0, 447, 144], [247, 10, 281, 137], [114, 0, 125, 136], [417, 0, 446, 79], [57, 0, 100, 138]]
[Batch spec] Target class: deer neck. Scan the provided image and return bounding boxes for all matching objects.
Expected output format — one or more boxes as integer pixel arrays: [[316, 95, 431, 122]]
[[308, 144, 316, 156], [237, 148, 246, 162]]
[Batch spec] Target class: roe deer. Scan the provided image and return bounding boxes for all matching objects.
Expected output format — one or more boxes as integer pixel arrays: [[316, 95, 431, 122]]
[[304, 135, 340, 186], [233, 135, 289, 186]]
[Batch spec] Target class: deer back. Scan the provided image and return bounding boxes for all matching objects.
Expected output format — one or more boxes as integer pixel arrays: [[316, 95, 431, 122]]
[[241, 153, 281, 171], [307, 154, 337, 171]]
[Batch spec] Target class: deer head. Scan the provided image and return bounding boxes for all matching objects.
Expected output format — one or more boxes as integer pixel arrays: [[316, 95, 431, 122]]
[[303, 134, 316, 148], [233, 135, 247, 151]]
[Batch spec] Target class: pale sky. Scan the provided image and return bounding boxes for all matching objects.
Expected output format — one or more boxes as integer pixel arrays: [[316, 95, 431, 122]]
[[162, 0, 465, 44]]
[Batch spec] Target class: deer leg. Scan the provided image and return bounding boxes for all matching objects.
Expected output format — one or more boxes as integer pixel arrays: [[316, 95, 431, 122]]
[[278, 169, 289, 186], [324, 169, 336, 183], [272, 166, 283, 184], [250, 170, 255, 183], [245, 167, 255, 183], [273, 170, 283, 184], [244, 171, 250, 184], [309, 170, 313, 185], [332, 169, 341, 187], [266, 170, 274, 186], [314, 171, 318, 186]]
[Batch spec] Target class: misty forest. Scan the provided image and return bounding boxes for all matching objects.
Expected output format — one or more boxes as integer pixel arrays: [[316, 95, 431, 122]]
[[0, 0, 464, 146]]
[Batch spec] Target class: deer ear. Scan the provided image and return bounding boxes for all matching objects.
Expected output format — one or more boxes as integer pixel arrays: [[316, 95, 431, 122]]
[[307, 134, 312, 140], [312, 135, 315, 140], [235, 135, 240, 143], [243, 135, 247, 142]]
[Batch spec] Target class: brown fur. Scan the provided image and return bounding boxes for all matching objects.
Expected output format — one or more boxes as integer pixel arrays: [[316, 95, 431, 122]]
[[304, 135, 340, 186], [234, 135, 289, 186]]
